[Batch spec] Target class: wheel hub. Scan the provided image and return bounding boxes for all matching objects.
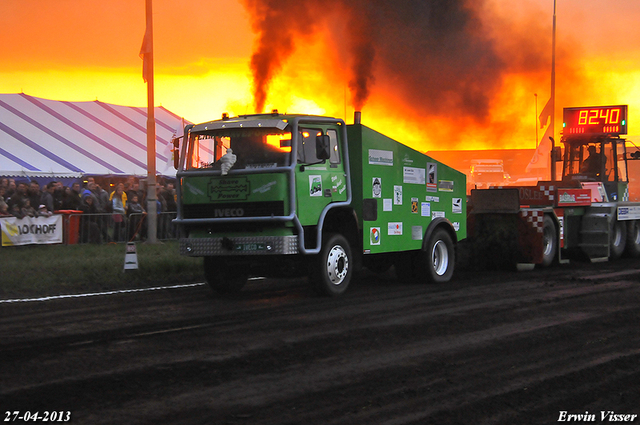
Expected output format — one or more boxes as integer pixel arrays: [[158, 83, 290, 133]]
[[432, 240, 449, 276], [327, 245, 349, 285]]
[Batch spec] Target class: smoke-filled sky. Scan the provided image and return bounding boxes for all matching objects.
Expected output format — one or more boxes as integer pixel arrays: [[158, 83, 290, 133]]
[[2, 0, 640, 151]]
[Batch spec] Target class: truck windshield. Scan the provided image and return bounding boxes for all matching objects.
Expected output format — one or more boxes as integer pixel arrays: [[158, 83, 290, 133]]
[[185, 128, 292, 171]]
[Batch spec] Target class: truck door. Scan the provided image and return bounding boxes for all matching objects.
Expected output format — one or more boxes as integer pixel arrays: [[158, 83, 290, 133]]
[[295, 126, 347, 226]]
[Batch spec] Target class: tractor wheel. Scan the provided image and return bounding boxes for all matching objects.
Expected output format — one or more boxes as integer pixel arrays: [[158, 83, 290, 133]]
[[203, 256, 248, 295], [540, 215, 557, 267], [609, 219, 627, 260], [311, 234, 353, 296], [625, 220, 640, 257]]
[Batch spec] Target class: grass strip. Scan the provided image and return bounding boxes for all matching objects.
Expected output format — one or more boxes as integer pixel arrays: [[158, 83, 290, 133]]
[[0, 241, 203, 299]]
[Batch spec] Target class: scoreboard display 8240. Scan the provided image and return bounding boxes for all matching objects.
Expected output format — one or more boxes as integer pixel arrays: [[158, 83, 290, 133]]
[[563, 105, 627, 136]]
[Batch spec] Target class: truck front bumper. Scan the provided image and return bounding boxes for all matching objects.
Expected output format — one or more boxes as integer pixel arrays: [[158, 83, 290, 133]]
[[180, 235, 299, 256]]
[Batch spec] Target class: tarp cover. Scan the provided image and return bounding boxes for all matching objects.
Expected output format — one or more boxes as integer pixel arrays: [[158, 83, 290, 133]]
[[0, 93, 189, 179]]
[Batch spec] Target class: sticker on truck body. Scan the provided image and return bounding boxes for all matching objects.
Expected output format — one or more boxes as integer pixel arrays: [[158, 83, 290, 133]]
[[388, 222, 403, 235], [309, 175, 322, 197], [372, 177, 382, 198]]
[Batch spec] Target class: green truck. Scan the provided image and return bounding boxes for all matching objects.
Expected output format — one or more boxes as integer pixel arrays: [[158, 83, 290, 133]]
[[173, 112, 467, 295]]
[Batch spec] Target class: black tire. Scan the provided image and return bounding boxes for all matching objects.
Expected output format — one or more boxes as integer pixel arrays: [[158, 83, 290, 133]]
[[625, 220, 640, 257], [609, 219, 627, 260], [541, 215, 557, 267], [312, 234, 353, 296], [421, 228, 455, 283], [203, 256, 248, 294]]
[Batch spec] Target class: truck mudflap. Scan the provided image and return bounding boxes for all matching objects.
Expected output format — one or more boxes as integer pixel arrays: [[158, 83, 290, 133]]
[[180, 235, 299, 256]]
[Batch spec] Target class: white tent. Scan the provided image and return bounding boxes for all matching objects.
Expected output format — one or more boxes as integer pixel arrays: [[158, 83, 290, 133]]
[[0, 93, 189, 179]]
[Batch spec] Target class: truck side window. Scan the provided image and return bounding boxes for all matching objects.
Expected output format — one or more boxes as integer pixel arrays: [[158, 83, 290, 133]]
[[327, 129, 340, 164], [298, 128, 321, 163]]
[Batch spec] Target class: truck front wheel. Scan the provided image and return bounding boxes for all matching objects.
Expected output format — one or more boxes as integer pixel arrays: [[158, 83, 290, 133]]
[[203, 256, 248, 295], [422, 228, 455, 283], [312, 234, 352, 296]]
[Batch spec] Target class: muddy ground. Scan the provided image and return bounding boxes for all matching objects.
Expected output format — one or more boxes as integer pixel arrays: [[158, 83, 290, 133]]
[[1, 258, 640, 424]]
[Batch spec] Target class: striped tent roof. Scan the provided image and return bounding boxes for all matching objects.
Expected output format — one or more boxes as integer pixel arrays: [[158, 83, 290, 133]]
[[0, 93, 189, 179]]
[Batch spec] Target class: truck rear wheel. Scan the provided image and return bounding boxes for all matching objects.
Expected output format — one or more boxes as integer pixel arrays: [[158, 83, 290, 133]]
[[625, 220, 640, 257], [203, 256, 248, 295], [609, 219, 627, 260], [541, 215, 557, 267], [422, 228, 454, 283], [312, 234, 352, 296]]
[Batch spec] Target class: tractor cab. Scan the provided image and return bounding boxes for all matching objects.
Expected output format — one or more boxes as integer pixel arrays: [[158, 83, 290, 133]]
[[561, 136, 628, 183]]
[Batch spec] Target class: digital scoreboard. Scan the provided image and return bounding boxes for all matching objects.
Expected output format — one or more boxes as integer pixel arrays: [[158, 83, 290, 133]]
[[563, 105, 627, 136]]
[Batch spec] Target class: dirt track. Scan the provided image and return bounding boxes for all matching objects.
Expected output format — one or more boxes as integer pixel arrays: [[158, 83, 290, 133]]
[[2, 258, 640, 425]]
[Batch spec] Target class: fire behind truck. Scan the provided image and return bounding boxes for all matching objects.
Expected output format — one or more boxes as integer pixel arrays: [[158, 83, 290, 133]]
[[172, 112, 466, 296], [469, 105, 640, 266]]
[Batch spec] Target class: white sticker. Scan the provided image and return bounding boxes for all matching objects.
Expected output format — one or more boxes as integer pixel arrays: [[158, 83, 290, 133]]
[[427, 162, 438, 192], [421, 202, 431, 217], [383, 199, 393, 211], [309, 175, 322, 196], [368, 149, 394, 166], [452, 198, 462, 213], [372, 177, 382, 198], [370, 227, 381, 245], [388, 222, 403, 235], [453, 222, 460, 231], [394, 185, 403, 205], [403, 167, 426, 184], [426, 196, 440, 202], [432, 211, 445, 219], [411, 226, 423, 240]]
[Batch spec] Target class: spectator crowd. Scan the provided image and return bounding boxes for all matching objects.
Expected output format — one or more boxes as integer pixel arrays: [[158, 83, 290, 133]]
[[0, 177, 178, 243]]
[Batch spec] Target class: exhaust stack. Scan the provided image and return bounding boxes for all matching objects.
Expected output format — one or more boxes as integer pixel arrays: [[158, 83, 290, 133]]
[[354, 111, 361, 124]]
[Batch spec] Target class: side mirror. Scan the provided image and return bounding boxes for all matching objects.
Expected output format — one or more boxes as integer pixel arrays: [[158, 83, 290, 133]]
[[172, 137, 180, 169], [316, 134, 331, 160]]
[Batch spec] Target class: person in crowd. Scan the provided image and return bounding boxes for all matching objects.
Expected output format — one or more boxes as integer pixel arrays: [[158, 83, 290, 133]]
[[40, 182, 56, 213], [38, 204, 52, 217], [5, 179, 17, 199], [7, 182, 27, 211], [53, 181, 64, 211], [21, 198, 37, 218], [158, 183, 176, 239], [78, 193, 101, 244], [0, 178, 8, 189], [126, 193, 146, 241], [110, 183, 127, 242], [10, 203, 23, 219], [61, 185, 81, 210], [28, 180, 41, 209], [156, 185, 167, 239], [0, 196, 10, 216], [0, 187, 11, 215]]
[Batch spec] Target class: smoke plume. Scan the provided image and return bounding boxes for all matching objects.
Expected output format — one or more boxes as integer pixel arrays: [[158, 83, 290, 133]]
[[242, 0, 541, 120]]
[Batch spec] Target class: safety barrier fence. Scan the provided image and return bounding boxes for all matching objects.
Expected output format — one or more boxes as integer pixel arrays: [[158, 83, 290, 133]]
[[62, 212, 179, 245]]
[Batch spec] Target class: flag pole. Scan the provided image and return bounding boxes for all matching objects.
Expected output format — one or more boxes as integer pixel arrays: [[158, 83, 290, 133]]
[[144, 0, 158, 243]]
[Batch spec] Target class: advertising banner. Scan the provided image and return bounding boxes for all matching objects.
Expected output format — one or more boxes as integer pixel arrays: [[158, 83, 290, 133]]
[[1, 215, 63, 246]]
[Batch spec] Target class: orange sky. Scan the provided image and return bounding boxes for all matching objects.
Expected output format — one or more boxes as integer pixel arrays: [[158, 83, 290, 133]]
[[1, 0, 640, 152]]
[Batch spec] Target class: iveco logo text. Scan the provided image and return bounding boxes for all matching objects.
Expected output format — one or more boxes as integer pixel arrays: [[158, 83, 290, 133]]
[[214, 208, 245, 217]]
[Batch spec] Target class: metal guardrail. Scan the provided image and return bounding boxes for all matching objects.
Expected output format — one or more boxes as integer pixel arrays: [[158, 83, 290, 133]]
[[63, 212, 178, 244]]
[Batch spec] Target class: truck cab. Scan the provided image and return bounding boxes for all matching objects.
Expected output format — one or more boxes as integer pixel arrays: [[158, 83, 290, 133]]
[[174, 112, 466, 296]]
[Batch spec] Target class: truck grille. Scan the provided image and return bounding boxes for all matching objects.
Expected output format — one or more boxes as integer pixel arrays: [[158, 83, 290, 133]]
[[182, 201, 286, 219]]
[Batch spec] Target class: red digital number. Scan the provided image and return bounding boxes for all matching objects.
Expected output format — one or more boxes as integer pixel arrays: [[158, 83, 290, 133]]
[[609, 108, 620, 124], [588, 109, 599, 125], [578, 110, 588, 125]]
